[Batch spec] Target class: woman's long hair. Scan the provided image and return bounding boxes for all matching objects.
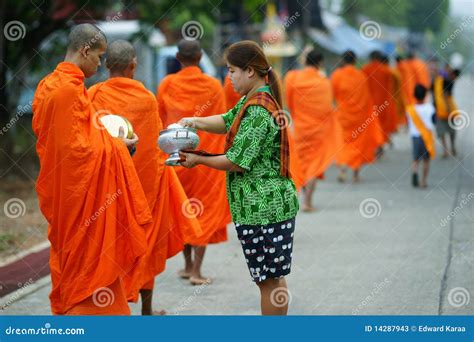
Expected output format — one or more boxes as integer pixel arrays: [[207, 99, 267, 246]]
[[225, 40, 282, 108]]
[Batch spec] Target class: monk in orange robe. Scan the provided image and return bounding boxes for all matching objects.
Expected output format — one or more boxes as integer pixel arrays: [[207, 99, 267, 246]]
[[384, 56, 406, 128], [396, 55, 416, 107], [32, 24, 151, 315], [223, 72, 241, 110], [406, 52, 430, 88], [284, 50, 342, 211], [362, 51, 398, 145], [88, 40, 202, 314], [157, 39, 231, 285], [331, 50, 385, 182]]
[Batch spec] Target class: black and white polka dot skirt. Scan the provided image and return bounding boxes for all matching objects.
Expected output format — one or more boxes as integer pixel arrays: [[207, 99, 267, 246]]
[[235, 217, 295, 283]]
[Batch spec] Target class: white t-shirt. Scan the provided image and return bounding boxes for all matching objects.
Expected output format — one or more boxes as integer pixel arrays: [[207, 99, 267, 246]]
[[406, 102, 435, 137]]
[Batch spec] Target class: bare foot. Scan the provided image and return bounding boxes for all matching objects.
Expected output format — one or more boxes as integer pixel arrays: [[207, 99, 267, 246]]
[[153, 309, 167, 316], [442, 153, 449, 159], [337, 172, 346, 183], [352, 175, 360, 183], [302, 205, 317, 213], [190, 276, 212, 286], [178, 270, 191, 279], [420, 182, 428, 189], [142, 309, 167, 316]]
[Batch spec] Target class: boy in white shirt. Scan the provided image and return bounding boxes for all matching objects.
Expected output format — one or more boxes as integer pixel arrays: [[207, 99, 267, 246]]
[[406, 85, 436, 188]]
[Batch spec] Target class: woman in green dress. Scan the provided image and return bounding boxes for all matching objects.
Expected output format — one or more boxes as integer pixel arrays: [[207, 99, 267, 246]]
[[179, 40, 299, 315]]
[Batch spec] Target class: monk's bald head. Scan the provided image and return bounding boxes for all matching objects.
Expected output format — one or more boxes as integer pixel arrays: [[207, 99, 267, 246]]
[[106, 40, 136, 73], [67, 24, 107, 53], [177, 39, 202, 65]]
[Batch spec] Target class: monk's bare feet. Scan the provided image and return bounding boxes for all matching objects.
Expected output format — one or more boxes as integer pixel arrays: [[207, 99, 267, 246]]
[[352, 175, 360, 183], [142, 309, 167, 316], [337, 172, 346, 183], [442, 153, 449, 159], [178, 269, 191, 279], [302, 205, 317, 213], [190, 276, 212, 286]]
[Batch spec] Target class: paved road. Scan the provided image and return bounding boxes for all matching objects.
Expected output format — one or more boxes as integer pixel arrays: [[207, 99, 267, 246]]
[[1, 76, 472, 316]]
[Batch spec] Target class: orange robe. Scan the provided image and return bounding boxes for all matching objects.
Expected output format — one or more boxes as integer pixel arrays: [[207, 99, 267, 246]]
[[390, 67, 407, 127], [409, 57, 430, 88], [362, 61, 398, 139], [223, 73, 242, 111], [397, 60, 416, 106], [331, 65, 384, 170], [32, 62, 151, 315], [157, 65, 231, 245], [88, 77, 202, 302], [284, 67, 342, 185]]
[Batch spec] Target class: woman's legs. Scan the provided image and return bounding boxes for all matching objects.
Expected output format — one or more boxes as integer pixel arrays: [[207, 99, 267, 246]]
[[256, 277, 289, 315]]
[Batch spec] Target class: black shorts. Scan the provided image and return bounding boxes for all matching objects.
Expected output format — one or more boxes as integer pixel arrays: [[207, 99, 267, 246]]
[[235, 217, 295, 283], [412, 136, 430, 161]]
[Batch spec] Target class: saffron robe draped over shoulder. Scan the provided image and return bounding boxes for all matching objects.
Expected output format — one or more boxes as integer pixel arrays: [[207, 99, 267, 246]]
[[32, 62, 151, 315], [285, 67, 342, 184], [157, 66, 231, 245], [331, 65, 384, 170], [89, 77, 202, 301]]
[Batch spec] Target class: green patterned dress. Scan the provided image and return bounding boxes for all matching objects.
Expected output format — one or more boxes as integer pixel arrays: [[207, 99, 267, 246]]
[[221, 86, 299, 225]]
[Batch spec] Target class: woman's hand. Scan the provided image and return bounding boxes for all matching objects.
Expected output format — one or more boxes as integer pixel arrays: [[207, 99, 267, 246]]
[[178, 117, 197, 129], [179, 152, 200, 168]]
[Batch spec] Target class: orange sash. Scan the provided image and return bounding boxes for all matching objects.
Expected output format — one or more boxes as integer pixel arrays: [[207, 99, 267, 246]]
[[407, 105, 436, 159], [434, 75, 457, 120]]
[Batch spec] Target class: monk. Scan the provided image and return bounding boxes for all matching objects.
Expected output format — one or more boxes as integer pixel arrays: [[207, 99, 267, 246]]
[[362, 51, 397, 146], [331, 50, 385, 182], [433, 67, 460, 157], [384, 55, 406, 128], [88, 40, 202, 314], [157, 39, 231, 285], [284, 49, 342, 211], [396, 55, 415, 125], [406, 52, 430, 89], [32, 24, 151, 315], [224, 72, 242, 110]]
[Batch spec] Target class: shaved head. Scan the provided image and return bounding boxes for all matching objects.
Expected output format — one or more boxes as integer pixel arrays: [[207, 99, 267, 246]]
[[177, 39, 202, 65], [67, 23, 107, 52], [106, 40, 136, 73]]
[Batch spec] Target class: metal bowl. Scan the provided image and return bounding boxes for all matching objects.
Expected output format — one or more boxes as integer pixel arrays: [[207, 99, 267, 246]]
[[158, 126, 200, 166]]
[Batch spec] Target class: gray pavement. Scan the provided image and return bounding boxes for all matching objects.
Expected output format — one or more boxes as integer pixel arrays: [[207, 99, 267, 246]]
[[1, 77, 472, 316]]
